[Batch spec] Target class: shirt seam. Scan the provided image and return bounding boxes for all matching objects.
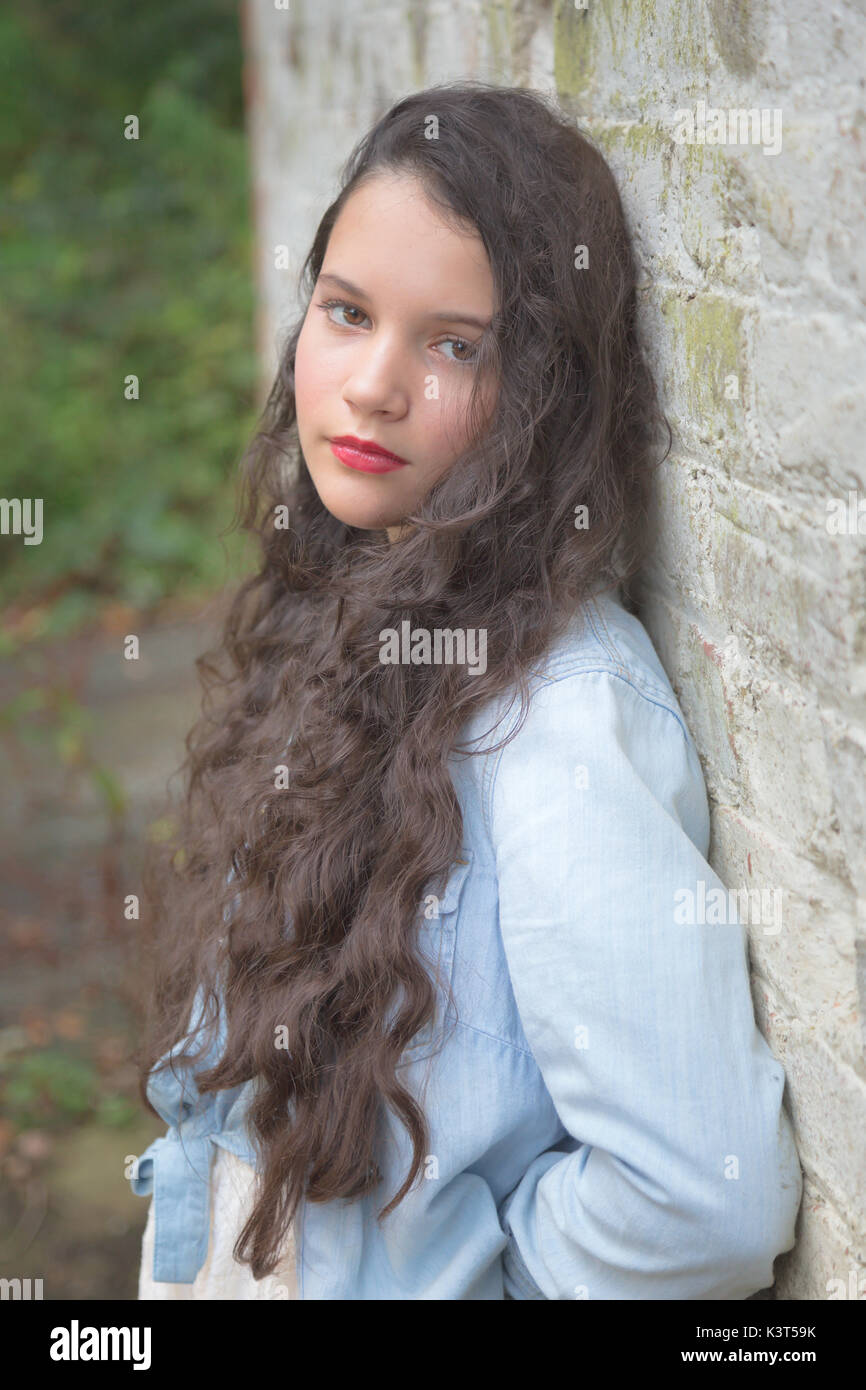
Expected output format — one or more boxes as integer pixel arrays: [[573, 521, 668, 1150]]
[[451, 1016, 535, 1061], [483, 664, 691, 832], [584, 591, 629, 669]]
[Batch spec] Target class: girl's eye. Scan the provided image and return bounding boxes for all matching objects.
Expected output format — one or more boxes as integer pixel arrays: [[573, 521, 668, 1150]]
[[318, 299, 368, 328], [316, 299, 478, 365], [437, 336, 478, 364]]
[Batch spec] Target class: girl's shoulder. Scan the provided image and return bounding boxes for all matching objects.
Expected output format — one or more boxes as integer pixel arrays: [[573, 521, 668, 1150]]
[[459, 583, 703, 805], [533, 585, 684, 717], [484, 588, 712, 854]]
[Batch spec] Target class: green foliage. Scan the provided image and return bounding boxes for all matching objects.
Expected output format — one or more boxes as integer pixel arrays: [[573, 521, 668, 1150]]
[[2, 1050, 98, 1128], [0, 0, 259, 634], [1, 1047, 139, 1131], [0, 660, 129, 818], [94, 1092, 139, 1128]]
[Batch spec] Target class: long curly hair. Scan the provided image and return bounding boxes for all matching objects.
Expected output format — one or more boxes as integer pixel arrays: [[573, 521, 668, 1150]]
[[135, 80, 671, 1279]]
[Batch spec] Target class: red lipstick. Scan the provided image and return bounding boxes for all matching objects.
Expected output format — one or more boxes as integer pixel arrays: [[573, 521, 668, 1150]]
[[329, 435, 410, 473]]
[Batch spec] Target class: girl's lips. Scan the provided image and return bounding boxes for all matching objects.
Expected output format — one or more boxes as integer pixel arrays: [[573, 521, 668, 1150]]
[[329, 439, 409, 473]]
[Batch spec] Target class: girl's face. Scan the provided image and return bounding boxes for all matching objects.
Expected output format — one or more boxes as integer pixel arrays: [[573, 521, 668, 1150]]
[[294, 171, 497, 542]]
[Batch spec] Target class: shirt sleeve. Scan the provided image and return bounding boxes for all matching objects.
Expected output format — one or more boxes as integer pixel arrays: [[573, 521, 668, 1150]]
[[489, 665, 802, 1300]]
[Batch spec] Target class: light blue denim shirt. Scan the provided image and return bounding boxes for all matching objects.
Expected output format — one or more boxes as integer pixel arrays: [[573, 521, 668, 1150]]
[[131, 586, 802, 1299]]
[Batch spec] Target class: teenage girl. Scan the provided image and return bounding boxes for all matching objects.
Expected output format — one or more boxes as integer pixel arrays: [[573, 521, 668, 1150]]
[[133, 81, 802, 1300]]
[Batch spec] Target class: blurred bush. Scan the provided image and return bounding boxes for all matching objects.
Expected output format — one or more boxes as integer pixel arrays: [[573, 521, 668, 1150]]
[[0, 0, 259, 646]]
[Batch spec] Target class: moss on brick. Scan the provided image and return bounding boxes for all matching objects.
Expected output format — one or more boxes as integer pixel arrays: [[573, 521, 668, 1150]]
[[482, 0, 508, 74], [553, 0, 596, 103], [661, 290, 746, 435]]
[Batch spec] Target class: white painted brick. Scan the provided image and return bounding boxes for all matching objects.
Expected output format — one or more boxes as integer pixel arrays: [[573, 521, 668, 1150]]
[[243, 0, 866, 1296], [777, 1175, 865, 1300]]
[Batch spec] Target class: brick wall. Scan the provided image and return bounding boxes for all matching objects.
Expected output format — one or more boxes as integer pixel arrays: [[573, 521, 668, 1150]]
[[241, 0, 866, 1298]]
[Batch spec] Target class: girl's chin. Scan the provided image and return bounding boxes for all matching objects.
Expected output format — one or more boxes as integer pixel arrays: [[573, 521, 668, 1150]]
[[306, 470, 414, 535], [317, 499, 400, 534]]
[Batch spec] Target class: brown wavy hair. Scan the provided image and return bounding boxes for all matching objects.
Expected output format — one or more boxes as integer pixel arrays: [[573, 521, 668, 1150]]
[[135, 79, 671, 1279]]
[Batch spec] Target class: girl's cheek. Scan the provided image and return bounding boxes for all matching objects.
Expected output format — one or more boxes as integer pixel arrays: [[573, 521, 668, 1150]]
[[294, 355, 322, 421], [436, 388, 474, 453], [293, 317, 320, 396]]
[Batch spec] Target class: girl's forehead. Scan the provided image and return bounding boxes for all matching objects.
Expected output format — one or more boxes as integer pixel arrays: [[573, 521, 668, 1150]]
[[324, 179, 493, 303], [332, 173, 483, 250]]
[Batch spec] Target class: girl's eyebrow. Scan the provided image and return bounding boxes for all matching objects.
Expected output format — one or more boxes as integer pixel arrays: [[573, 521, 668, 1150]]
[[317, 271, 491, 331]]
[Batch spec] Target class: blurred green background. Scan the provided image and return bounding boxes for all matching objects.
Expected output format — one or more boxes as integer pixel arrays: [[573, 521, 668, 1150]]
[[0, 0, 257, 642], [0, 0, 259, 1298]]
